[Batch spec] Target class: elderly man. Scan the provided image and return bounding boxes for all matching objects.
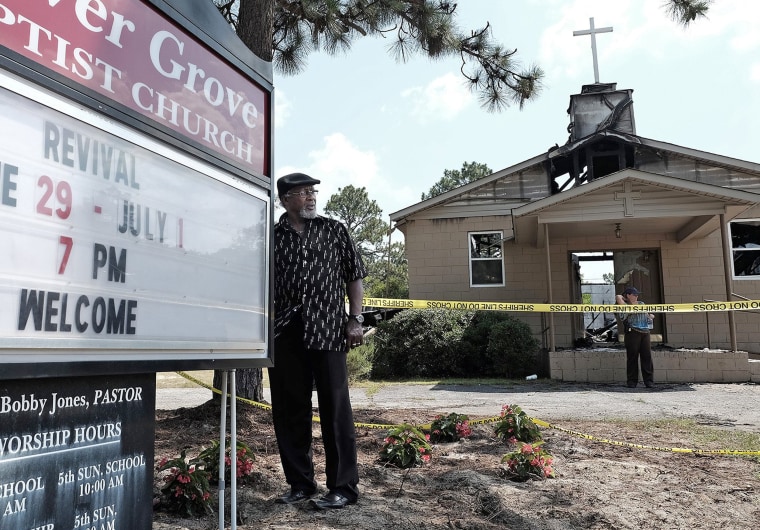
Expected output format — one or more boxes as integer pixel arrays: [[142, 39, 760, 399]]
[[269, 172, 367, 510]]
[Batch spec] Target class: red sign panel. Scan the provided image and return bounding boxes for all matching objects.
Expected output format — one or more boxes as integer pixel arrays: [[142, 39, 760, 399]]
[[0, 0, 269, 175]]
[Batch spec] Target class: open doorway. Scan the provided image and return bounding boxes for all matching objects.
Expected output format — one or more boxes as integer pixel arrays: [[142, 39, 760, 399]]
[[572, 250, 663, 345]]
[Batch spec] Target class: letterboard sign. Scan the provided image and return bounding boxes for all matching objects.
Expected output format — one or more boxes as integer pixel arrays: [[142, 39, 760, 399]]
[[0, 373, 155, 529], [0, 74, 269, 374]]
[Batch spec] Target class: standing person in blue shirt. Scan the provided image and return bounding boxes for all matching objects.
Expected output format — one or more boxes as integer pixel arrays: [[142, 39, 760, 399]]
[[270, 172, 367, 510], [616, 287, 655, 388]]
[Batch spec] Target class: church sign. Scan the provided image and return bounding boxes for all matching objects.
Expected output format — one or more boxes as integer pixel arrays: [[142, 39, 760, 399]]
[[0, 374, 155, 529], [0, 1, 273, 529], [0, 0, 274, 377], [0, 0, 268, 173]]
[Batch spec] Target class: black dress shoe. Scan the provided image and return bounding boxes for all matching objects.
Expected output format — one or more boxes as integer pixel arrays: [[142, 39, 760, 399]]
[[274, 489, 316, 504], [310, 492, 356, 510], [644, 381, 655, 388]]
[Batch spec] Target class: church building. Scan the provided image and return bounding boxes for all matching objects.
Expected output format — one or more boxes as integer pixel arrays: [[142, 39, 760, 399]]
[[389, 21, 760, 383]]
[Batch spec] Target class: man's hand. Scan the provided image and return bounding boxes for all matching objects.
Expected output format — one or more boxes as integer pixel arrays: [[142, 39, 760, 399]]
[[346, 319, 363, 349]]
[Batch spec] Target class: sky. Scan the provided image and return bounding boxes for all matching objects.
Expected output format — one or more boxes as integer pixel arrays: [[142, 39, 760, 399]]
[[271, 0, 760, 281]]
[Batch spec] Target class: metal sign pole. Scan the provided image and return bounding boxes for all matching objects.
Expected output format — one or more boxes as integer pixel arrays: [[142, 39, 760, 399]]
[[217, 370, 238, 529], [218, 372, 228, 530], [230, 370, 238, 529]]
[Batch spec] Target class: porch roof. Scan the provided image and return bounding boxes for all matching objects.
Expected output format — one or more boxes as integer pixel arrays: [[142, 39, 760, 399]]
[[511, 168, 760, 247]]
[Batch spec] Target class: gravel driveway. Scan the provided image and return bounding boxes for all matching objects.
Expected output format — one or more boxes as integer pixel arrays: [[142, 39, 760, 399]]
[[156, 379, 760, 430]]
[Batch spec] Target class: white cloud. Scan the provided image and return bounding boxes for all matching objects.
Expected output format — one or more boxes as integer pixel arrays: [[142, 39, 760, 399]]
[[533, 0, 760, 98], [402, 72, 473, 122], [306, 133, 379, 187], [539, 0, 668, 80], [284, 133, 379, 212], [274, 89, 291, 129], [750, 63, 760, 83], [277, 133, 418, 217]]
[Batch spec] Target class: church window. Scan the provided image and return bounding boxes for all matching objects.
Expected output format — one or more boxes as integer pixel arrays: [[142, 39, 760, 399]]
[[469, 232, 505, 287], [730, 219, 760, 278]]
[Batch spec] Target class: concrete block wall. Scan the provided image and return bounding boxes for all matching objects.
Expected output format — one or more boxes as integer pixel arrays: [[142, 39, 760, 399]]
[[404, 216, 548, 342], [402, 214, 760, 354], [749, 359, 760, 383], [550, 348, 751, 383]]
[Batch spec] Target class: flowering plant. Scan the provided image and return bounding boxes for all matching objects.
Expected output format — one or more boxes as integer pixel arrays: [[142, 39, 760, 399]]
[[379, 424, 433, 468], [429, 412, 473, 443], [494, 404, 542, 444], [196, 438, 256, 484], [156, 450, 212, 517], [500, 441, 555, 481]]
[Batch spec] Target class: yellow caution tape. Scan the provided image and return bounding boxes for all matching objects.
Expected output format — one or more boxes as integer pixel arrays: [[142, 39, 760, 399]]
[[174, 372, 760, 456], [176, 371, 272, 412], [361, 296, 760, 313]]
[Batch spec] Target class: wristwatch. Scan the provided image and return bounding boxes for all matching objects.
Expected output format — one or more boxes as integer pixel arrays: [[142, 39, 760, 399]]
[[348, 314, 364, 324]]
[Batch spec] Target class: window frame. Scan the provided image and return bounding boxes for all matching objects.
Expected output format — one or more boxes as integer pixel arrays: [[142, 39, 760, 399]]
[[468, 231, 505, 287], [729, 218, 760, 280]]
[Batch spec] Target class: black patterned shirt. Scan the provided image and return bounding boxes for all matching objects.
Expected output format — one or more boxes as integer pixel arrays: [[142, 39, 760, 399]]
[[273, 213, 367, 351]]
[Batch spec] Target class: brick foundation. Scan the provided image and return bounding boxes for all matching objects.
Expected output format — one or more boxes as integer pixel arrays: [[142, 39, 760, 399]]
[[550, 347, 752, 383]]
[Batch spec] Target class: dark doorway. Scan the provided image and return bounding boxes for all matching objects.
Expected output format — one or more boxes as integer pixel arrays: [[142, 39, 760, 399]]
[[614, 249, 663, 342], [573, 250, 663, 344]]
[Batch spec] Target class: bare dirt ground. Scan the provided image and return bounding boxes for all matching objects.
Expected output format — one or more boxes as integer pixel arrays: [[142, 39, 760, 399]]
[[153, 389, 760, 530]]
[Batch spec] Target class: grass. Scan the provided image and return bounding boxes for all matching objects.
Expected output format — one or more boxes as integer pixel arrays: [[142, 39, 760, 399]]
[[156, 371, 213, 388], [606, 418, 760, 454], [157, 371, 552, 393], [352, 376, 555, 387], [156, 370, 270, 389]]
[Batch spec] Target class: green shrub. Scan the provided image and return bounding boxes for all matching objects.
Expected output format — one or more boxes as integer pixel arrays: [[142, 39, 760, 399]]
[[379, 424, 432, 468], [494, 404, 543, 444], [429, 412, 472, 443], [372, 308, 540, 379], [196, 438, 255, 485], [459, 311, 514, 375], [156, 450, 212, 517], [347, 336, 374, 382], [372, 309, 475, 378], [486, 318, 539, 378], [501, 441, 555, 481]]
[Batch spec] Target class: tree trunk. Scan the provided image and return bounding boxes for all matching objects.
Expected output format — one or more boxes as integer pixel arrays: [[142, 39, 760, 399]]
[[212, 368, 265, 402], [238, 0, 274, 61], [212, 0, 274, 403]]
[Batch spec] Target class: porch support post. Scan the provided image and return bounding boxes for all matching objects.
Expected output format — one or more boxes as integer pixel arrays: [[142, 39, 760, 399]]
[[719, 213, 737, 351], [544, 223, 555, 352]]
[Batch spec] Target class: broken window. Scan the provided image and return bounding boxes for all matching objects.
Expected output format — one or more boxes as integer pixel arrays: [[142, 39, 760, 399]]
[[730, 219, 760, 277], [469, 232, 505, 287]]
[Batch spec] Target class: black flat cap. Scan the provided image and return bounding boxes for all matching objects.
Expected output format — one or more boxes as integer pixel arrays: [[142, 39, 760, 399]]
[[277, 172, 321, 197]]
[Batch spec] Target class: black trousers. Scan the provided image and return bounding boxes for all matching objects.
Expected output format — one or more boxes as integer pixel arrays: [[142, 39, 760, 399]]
[[624, 329, 654, 384], [268, 321, 359, 501]]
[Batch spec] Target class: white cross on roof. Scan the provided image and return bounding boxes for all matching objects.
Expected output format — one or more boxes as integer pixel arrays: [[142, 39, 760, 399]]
[[573, 17, 613, 83]]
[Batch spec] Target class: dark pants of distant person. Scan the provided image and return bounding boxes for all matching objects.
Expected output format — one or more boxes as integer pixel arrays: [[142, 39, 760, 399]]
[[268, 319, 359, 501], [624, 329, 654, 385]]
